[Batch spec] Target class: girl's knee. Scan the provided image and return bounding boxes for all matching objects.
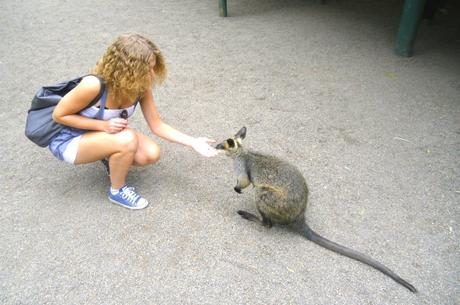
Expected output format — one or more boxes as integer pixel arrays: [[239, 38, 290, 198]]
[[148, 145, 161, 164], [140, 143, 161, 165], [115, 128, 138, 152]]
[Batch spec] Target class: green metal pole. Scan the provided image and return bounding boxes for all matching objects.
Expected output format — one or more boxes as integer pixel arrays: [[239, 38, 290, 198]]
[[219, 0, 228, 17], [394, 0, 427, 57]]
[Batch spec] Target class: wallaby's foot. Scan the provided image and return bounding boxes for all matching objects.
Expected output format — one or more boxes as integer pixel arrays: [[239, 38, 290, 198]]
[[260, 211, 273, 228], [237, 210, 272, 228]]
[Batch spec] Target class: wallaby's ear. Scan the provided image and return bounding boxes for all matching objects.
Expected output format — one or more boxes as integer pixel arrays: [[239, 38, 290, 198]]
[[235, 127, 247, 140]]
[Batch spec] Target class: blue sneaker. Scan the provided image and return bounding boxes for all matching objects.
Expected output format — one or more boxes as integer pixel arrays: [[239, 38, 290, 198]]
[[108, 186, 149, 210]]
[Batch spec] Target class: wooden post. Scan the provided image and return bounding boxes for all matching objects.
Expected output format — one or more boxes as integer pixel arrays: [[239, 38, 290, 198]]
[[219, 0, 228, 17], [394, 0, 427, 57]]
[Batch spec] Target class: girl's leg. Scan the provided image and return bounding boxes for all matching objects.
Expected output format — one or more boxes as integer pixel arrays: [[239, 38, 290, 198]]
[[74, 128, 161, 185], [132, 132, 161, 166], [74, 128, 138, 189]]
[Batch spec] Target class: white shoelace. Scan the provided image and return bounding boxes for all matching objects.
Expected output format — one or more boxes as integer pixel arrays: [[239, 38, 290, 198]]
[[121, 187, 140, 205]]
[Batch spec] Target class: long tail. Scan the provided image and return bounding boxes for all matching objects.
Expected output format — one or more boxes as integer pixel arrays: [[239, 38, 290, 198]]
[[298, 222, 417, 293]]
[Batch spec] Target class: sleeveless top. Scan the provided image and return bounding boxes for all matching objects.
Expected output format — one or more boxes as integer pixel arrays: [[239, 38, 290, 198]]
[[79, 89, 137, 120]]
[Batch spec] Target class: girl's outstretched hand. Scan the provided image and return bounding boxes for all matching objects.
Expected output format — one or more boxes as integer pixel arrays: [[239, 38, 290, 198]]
[[191, 137, 219, 157]]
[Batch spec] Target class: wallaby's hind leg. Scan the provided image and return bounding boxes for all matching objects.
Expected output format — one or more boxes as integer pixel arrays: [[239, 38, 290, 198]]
[[259, 211, 273, 228], [237, 210, 272, 228]]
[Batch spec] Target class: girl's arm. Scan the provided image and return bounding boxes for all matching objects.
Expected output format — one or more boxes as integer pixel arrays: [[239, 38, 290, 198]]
[[52, 75, 126, 134], [140, 88, 217, 157]]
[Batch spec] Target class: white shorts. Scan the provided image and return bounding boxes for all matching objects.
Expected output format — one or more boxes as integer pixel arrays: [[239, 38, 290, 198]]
[[48, 127, 86, 164], [61, 135, 82, 163]]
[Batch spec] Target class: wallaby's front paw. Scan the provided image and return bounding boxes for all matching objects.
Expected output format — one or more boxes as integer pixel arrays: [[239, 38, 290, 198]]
[[237, 210, 258, 222], [237, 210, 250, 219], [234, 186, 242, 194]]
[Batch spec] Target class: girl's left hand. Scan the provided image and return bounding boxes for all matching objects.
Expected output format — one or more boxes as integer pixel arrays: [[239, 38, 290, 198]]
[[191, 137, 219, 157]]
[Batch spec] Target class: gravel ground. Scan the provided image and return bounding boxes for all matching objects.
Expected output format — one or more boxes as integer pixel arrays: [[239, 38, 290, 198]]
[[1, 0, 459, 304]]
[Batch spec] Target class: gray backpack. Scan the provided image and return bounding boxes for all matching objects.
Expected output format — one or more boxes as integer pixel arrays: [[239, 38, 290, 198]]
[[25, 75, 105, 147]]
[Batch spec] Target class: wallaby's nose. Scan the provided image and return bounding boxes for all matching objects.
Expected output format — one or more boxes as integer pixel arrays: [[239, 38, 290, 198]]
[[215, 143, 224, 150]]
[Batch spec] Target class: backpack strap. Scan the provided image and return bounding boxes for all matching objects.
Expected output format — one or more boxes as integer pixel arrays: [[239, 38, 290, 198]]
[[96, 89, 108, 119], [86, 74, 106, 108], [82, 74, 107, 120]]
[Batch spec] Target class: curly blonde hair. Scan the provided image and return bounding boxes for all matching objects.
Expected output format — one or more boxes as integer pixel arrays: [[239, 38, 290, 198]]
[[93, 33, 166, 103]]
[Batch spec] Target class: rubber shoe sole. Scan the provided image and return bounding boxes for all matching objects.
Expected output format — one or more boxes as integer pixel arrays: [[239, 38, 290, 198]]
[[108, 196, 149, 210]]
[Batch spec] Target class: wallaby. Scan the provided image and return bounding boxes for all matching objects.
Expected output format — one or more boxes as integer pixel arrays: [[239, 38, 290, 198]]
[[216, 127, 417, 293]]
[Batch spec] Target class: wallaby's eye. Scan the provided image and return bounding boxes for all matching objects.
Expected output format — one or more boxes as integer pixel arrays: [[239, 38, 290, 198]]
[[227, 139, 235, 148]]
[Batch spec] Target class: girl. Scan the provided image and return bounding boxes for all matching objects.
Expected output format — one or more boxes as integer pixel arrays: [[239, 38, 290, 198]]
[[50, 33, 218, 210]]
